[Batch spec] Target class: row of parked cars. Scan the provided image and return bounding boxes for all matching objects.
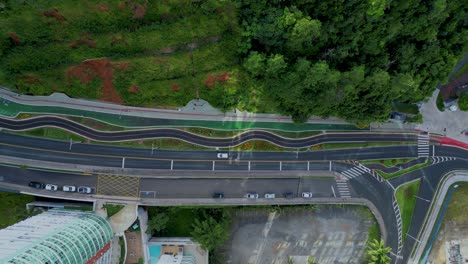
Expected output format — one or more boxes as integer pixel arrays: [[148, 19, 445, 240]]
[[212, 192, 313, 199], [28, 181, 93, 194]]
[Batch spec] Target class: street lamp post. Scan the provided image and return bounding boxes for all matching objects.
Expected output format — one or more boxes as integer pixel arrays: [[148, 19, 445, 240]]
[[69, 139, 81, 150], [415, 195, 431, 203]]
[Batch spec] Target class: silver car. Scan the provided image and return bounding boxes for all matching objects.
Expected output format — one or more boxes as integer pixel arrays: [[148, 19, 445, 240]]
[[302, 192, 313, 198], [63, 185, 76, 192], [77, 186, 92, 194], [264, 193, 275, 199], [45, 184, 58, 191]]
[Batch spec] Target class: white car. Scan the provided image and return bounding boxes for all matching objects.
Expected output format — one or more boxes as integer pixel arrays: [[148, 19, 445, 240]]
[[264, 193, 275, 199], [247, 193, 259, 199], [63, 186, 76, 192], [45, 184, 58, 191], [77, 186, 92, 194], [217, 153, 228, 159], [302, 192, 313, 198]]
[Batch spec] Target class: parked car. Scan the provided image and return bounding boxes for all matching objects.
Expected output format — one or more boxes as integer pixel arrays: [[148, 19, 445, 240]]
[[217, 153, 228, 159], [45, 184, 58, 191], [77, 186, 92, 194], [63, 185, 76, 192], [28, 181, 45, 189], [283, 192, 294, 199], [264, 193, 275, 199], [302, 192, 313, 198], [212, 193, 224, 199], [247, 193, 259, 199]]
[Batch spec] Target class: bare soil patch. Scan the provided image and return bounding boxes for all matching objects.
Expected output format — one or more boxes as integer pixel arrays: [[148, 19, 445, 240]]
[[93, 4, 110, 12], [66, 58, 123, 104], [171, 83, 180, 92], [8, 32, 21, 45], [204, 75, 216, 89], [128, 85, 139, 94], [69, 33, 96, 49], [42, 8, 66, 22]]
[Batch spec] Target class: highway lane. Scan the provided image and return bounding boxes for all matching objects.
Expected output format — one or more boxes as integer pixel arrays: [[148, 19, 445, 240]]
[[0, 164, 97, 187], [388, 160, 468, 260], [138, 178, 337, 199], [0, 116, 421, 148], [0, 164, 338, 199], [0, 133, 435, 169]]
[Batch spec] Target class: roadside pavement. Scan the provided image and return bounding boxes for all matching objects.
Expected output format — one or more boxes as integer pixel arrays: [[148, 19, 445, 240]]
[[416, 89, 468, 144]]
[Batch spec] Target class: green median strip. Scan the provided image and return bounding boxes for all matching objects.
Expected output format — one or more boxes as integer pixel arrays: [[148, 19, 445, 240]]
[[376, 159, 430, 179], [311, 142, 414, 150], [395, 179, 421, 244], [360, 158, 416, 167]]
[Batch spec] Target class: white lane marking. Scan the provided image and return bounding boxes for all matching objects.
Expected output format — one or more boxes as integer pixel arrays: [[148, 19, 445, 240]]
[[122, 157, 125, 169]]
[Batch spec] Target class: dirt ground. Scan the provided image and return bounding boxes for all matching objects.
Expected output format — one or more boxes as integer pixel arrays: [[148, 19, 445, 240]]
[[125, 231, 143, 264], [66, 58, 123, 104], [221, 206, 371, 264]]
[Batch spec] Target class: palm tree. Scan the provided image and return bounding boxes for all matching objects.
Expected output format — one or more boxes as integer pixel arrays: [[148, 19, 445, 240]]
[[366, 239, 392, 264]]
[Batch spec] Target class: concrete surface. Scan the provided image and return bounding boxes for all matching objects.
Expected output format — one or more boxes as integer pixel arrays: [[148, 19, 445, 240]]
[[109, 203, 138, 234], [222, 206, 372, 264], [416, 89, 468, 144]]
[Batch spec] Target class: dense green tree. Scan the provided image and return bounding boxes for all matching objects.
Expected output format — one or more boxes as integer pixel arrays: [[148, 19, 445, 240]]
[[459, 93, 468, 111], [238, 0, 466, 123], [190, 214, 230, 251], [146, 212, 169, 234], [366, 239, 391, 264]]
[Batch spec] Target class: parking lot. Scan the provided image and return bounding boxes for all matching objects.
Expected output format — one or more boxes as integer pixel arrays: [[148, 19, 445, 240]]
[[221, 206, 371, 264]]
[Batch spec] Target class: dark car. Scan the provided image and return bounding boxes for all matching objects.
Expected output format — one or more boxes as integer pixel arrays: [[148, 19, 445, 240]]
[[212, 193, 224, 199], [29, 181, 45, 189], [283, 192, 294, 199]]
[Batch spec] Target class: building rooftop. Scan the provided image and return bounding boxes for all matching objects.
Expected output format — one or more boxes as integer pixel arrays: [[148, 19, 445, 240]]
[[0, 209, 113, 264]]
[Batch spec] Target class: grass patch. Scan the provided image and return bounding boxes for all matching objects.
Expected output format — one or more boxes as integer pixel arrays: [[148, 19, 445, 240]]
[[391, 102, 419, 115], [449, 63, 468, 82], [376, 159, 430, 179], [12, 127, 86, 142], [232, 140, 285, 151], [0, 192, 36, 228], [395, 179, 421, 243], [360, 158, 415, 167], [436, 92, 445, 112], [119, 236, 125, 264], [444, 184, 468, 222], [102, 203, 125, 218], [311, 142, 413, 150], [64, 205, 93, 211]]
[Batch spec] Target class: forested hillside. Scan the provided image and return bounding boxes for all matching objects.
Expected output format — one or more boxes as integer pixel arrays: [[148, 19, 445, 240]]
[[0, 0, 465, 123]]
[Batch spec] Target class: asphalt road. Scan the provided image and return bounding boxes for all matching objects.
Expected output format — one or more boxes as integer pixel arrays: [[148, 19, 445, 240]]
[[0, 116, 421, 148], [388, 159, 468, 260], [0, 133, 434, 171], [0, 133, 466, 263]]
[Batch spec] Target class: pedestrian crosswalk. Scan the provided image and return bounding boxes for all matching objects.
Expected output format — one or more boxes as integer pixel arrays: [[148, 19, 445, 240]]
[[431, 156, 456, 165], [336, 179, 351, 198], [418, 133, 430, 158], [340, 164, 371, 180]]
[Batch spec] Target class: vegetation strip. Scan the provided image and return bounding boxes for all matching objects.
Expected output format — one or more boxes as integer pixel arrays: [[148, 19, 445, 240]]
[[395, 179, 421, 244], [376, 159, 430, 179]]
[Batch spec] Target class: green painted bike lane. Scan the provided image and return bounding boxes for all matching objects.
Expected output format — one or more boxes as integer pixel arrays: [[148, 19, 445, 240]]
[[0, 98, 365, 132]]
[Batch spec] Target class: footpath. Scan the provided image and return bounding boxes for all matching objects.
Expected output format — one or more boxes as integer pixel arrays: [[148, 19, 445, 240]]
[[0, 86, 404, 132]]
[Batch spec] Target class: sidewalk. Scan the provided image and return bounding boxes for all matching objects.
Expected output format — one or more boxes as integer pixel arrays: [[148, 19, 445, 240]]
[[0, 87, 348, 124]]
